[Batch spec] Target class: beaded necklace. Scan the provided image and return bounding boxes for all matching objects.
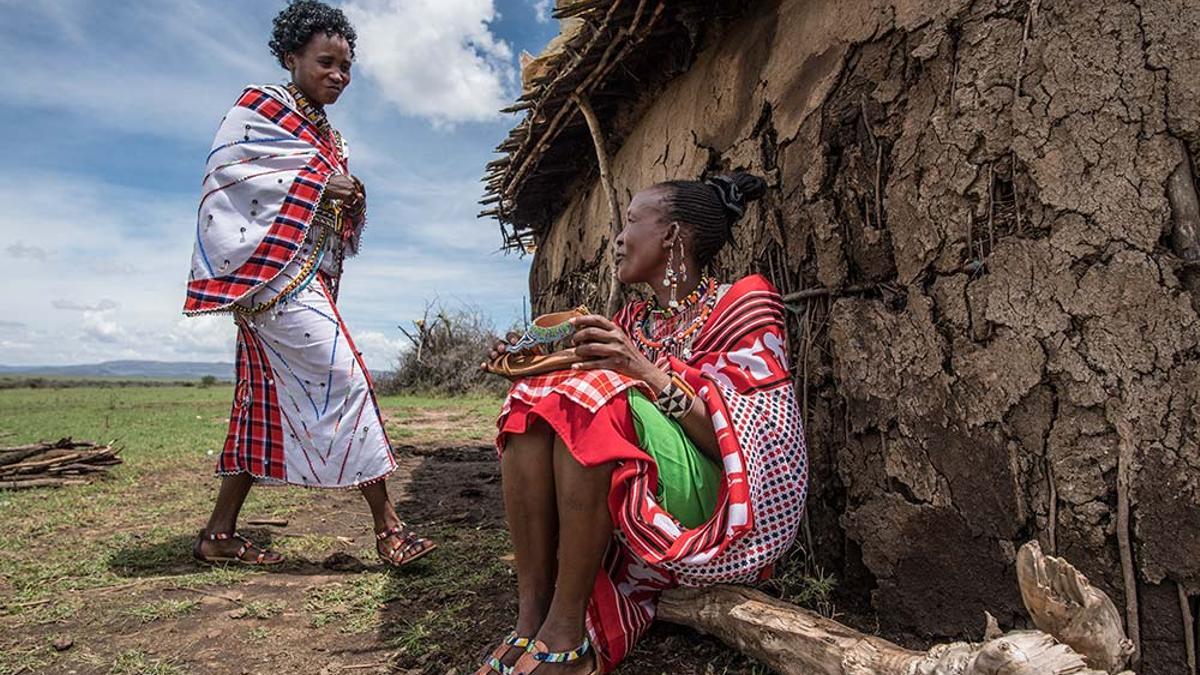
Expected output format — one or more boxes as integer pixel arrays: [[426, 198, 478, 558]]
[[287, 82, 333, 139], [286, 83, 352, 299], [632, 277, 718, 361]]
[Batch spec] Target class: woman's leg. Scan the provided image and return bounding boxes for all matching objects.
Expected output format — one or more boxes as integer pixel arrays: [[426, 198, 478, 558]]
[[360, 480, 402, 533], [501, 421, 559, 647], [361, 479, 436, 565], [532, 435, 614, 671], [198, 473, 256, 557]]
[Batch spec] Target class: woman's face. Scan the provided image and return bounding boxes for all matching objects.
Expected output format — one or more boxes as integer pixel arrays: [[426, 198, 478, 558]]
[[616, 187, 672, 285], [286, 32, 353, 106]]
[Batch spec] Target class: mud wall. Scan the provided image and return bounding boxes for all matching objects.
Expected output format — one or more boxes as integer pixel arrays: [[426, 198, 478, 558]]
[[526, 1, 1200, 671]]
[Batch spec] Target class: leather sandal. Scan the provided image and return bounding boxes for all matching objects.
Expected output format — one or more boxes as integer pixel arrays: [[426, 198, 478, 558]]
[[485, 307, 589, 380], [192, 530, 284, 566], [376, 524, 437, 568], [511, 638, 598, 675]]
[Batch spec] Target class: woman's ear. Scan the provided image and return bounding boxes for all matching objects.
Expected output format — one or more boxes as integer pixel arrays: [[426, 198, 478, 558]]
[[663, 221, 679, 249], [285, 52, 297, 73]]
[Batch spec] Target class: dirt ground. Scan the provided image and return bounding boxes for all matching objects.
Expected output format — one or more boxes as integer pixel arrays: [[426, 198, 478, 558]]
[[0, 387, 766, 674]]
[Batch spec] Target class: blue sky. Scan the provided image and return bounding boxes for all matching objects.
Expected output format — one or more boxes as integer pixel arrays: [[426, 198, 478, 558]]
[[0, 0, 558, 371]]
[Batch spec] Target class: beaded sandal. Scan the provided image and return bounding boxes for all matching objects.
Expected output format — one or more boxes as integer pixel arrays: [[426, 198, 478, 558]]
[[192, 530, 284, 566], [511, 638, 598, 675], [375, 524, 437, 568], [473, 632, 534, 675], [485, 307, 589, 380]]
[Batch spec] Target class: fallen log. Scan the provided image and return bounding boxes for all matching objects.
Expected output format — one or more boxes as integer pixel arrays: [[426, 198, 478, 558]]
[[659, 541, 1134, 675]]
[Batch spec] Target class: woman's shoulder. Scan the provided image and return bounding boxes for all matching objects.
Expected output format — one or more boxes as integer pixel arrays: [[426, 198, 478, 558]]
[[613, 297, 649, 327], [723, 274, 781, 301], [245, 83, 296, 107]]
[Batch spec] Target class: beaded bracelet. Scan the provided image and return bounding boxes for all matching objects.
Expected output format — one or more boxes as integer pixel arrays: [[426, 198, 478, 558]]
[[654, 374, 696, 419]]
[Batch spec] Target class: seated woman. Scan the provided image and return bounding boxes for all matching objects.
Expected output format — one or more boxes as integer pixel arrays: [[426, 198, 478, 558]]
[[479, 173, 809, 673]]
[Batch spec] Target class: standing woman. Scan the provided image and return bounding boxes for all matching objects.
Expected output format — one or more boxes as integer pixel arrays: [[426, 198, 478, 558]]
[[183, 0, 434, 568], [479, 173, 808, 673]]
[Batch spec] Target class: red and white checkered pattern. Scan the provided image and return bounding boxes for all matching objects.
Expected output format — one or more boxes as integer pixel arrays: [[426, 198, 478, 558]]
[[503, 369, 649, 416]]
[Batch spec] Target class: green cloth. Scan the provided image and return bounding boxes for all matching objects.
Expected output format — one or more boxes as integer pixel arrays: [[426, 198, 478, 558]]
[[628, 389, 721, 529]]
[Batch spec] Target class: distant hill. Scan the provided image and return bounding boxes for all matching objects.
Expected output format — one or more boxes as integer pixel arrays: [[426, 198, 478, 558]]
[[0, 360, 235, 380]]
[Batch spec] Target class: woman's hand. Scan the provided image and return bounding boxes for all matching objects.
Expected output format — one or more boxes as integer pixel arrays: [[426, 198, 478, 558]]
[[571, 315, 670, 392], [480, 332, 521, 370], [325, 174, 364, 208]]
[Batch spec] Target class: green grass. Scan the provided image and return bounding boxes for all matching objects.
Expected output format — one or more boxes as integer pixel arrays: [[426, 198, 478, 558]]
[[0, 645, 51, 675], [106, 649, 188, 675], [0, 385, 502, 672], [304, 573, 390, 632], [244, 626, 272, 642], [232, 599, 285, 620], [126, 599, 200, 623], [765, 554, 838, 618]]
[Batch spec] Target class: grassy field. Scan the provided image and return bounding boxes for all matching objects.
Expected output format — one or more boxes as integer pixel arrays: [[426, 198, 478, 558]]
[[0, 385, 504, 674], [0, 385, 775, 674]]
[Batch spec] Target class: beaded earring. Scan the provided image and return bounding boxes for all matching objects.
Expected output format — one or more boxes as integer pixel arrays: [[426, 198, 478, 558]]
[[662, 227, 687, 309]]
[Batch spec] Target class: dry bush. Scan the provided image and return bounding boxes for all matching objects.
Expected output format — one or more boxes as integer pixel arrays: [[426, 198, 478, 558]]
[[379, 302, 511, 397]]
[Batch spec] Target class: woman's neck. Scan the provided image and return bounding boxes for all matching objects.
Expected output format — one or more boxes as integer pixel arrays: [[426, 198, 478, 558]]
[[289, 80, 325, 113], [651, 271, 702, 308]]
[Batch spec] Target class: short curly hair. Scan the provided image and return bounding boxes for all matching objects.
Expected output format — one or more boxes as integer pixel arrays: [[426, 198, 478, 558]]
[[268, 0, 357, 68]]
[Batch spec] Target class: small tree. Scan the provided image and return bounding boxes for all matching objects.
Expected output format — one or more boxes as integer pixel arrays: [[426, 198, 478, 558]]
[[199, 375, 218, 388]]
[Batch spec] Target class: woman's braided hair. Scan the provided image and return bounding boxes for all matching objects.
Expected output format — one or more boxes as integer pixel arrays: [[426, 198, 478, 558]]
[[653, 172, 767, 268], [269, 0, 357, 68]]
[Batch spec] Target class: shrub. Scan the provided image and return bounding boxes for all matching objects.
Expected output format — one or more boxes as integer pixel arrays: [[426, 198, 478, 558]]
[[379, 303, 511, 397]]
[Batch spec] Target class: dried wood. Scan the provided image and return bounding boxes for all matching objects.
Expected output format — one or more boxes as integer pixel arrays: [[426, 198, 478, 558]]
[[659, 542, 1133, 675], [0, 438, 121, 488], [572, 92, 623, 315]]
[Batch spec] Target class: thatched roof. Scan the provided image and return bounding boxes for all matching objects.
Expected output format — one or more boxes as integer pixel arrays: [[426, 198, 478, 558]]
[[480, 0, 740, 251]]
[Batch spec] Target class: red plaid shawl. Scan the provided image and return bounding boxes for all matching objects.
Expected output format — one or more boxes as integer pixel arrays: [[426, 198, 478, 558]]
[[184, 86, 354, 314], [497, 275, 809, 669]]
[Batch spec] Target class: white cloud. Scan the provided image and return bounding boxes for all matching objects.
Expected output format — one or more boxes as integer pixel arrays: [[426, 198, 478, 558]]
[[344, 0, 516, 125], [7, 242, 50, 261], [0, 2, 274, 141], [0, 166, 528, 373], [52, 299, 119, 312], [81, 308, 122, 344], [530, 0, 554, 23], [351, 330, 404, 373], [0, 2, 537, 373]]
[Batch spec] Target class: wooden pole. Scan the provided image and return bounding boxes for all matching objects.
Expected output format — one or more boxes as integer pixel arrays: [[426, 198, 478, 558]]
[[572, 92, 624, 315]]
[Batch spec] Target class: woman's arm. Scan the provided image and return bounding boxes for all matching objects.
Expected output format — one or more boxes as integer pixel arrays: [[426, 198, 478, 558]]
[[672, 390, 720, 462], [571, 315, 722, 463]]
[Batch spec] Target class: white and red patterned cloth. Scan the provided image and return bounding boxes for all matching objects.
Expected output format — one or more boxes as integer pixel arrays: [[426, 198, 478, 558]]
[[184, 84, 362, 314], [496, 274, 809, 670], [502, 369, 650, 414], [218, 274, 396, 488], [187, 85, 394, 489]]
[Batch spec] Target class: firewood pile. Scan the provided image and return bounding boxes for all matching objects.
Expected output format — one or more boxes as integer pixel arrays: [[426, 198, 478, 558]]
[[0, 438, 121, 490]]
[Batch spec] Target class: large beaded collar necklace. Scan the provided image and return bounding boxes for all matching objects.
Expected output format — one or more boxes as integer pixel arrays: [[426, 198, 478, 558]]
[[632, 276, 718, 361]]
